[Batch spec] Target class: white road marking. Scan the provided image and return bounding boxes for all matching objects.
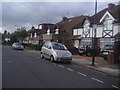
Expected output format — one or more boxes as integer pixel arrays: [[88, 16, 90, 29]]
[[67, 68, 74, 72], [58, 65, 65, 68], [52, 63, 56, 65], [91, 78, 103, 83], [78, 72, 87, 77], [7, 61, 13, 63], [112, 85, 120, 89]]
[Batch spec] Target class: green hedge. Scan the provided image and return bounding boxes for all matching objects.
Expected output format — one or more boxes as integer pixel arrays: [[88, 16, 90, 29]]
[[23, 43, 43, 51]]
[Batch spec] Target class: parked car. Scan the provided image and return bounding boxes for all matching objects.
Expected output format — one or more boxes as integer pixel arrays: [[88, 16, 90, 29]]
[[12, 43, 24, 50], [85, 45, 100, 57], [65, 45, 79, 55], [40, 42, 72, 63], [100, 45, 113, 59], [78, 45, 86, 56]]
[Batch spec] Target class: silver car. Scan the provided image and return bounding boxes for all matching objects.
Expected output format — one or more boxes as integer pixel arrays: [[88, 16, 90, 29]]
[[12, 43, 24, 50], [41, 42, 72, 63]]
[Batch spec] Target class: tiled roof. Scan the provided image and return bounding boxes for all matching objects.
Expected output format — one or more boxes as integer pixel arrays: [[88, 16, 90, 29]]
[[72, 4, 120, 29], [56, 15, 86, 31]]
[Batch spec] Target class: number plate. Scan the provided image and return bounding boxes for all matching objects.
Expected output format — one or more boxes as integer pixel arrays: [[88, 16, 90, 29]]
[[103, 52, 108, 55]]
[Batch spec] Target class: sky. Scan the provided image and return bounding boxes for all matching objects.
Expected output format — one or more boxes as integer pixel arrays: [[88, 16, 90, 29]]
[[0, 0, 118, 33]]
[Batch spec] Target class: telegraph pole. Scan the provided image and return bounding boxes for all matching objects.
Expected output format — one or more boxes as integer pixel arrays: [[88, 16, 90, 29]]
[[92, 0, 97, 66]]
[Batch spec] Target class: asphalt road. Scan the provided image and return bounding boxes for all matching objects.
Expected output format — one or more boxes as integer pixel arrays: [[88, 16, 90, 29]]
[[2, 46, 120, 89]]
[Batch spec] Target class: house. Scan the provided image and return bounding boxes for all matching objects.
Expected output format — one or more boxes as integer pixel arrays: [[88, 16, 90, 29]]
[[27, 23, 55, 45], [56, 16, 86, 45], [72, 3, 120, 48]]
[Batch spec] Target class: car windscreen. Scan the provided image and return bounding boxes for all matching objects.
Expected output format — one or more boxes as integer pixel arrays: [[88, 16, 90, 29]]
[[103, 46, 113, 50], [52, 43, 67, 50], [14, 43, 21, 46]]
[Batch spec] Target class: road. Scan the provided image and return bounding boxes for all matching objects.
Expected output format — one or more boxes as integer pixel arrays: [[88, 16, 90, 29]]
[[2, 46, 120, 89]]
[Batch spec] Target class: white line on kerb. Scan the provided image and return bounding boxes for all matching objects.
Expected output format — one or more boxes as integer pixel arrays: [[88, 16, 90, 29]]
[[91, 78, 103, 83], [58, 65, 65, 68], [67, 68, 74, 71], [112, 85, 120, 89], [78, 72, 87, 77]]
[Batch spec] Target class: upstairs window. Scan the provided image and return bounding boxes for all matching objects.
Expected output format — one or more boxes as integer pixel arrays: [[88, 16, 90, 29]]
[[30, 33, 32, 37], [34, 33, 37, 37], [73, 29, 77, 35], [39, 25, 42, 29], [47, 29, 50, 35], [103, 15, 113, 30], [55, 29, 59, 35], [83, 20, 90, 35]]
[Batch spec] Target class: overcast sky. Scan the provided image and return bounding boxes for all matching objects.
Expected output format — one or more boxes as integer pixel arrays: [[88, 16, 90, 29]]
[[0, 0, 118, 33]]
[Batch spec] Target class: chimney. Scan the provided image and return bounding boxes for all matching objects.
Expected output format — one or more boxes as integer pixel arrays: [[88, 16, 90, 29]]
[[108, 3, 115, 11], [62, 17, 68, 21], [31, 26, 35, 29]]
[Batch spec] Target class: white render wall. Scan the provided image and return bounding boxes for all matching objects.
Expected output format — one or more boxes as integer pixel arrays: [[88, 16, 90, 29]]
[[113, 24, 120, 36], [96, 26, 103, 37]]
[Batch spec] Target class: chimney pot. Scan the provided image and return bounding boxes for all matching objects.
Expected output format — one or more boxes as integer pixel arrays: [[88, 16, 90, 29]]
[[108, 3, 115, 11]]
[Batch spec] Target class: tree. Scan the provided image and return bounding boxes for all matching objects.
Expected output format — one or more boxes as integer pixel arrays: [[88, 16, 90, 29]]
[[15, 27, 28, 43]]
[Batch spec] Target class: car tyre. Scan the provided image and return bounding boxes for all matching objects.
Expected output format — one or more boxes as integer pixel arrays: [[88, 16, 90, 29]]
[[50, 55, 55, 62], [86, 52, 91, 57], [40, 52, 44, 59]]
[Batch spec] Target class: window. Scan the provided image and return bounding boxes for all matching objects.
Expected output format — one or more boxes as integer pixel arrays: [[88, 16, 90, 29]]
[[55, 29, 59, 34], [52, 43, 67, 50], [83, 20, 90, 35], [73, 29, 78, 35], [30, 33, 32, 37], [39, 25, 42, 29], [34, 33, 37, 37], [103, 15, 113, 30], [47, 29, 50, 35]]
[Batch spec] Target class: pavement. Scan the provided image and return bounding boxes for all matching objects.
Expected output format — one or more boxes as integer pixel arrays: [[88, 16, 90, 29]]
[[72, 55, 120, 78], [25, 48, 120, 79]]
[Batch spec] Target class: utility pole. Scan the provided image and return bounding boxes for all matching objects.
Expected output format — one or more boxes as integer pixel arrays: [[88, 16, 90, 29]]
[[92, 0, 97, 66]]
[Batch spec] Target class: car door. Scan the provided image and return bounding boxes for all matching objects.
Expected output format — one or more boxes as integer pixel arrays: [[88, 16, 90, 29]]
[[45, 42, 52, 59]]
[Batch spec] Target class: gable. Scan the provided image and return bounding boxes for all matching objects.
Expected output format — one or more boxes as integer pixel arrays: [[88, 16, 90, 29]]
[[100, 11, 115, 23]]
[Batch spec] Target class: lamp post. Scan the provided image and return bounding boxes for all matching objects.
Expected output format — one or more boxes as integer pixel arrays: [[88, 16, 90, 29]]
[[92, 0, 97, 66]]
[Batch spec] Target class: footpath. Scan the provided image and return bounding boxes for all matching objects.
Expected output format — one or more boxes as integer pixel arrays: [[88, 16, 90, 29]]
[[25, 48, 120, 79], [72, 55, 120, 78]]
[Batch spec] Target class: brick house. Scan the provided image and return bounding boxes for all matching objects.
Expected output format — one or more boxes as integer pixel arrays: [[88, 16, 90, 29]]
[[56, 16, 86, 45], [27, 23, 55, 45]]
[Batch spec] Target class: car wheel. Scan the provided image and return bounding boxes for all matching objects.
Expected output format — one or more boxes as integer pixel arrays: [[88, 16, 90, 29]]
[[67, 61, 71, 64], [87, 52, 91, 57], [40, 52, 44, 59], [50, 56, 55, 62]]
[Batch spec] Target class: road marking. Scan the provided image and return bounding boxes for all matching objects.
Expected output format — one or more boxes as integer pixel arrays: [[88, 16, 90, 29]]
[[78, 72, 87, 77], [112, 85, 120, 89], [67, 68, 74, 72], [7, 61, 13, 63], [58, 65, 65, 68], [91, 78, 103, 83], [52, 63, 56, 65]]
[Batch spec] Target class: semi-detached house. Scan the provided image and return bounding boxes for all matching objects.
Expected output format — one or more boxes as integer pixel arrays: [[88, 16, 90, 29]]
[[73, 3, 120, 48]]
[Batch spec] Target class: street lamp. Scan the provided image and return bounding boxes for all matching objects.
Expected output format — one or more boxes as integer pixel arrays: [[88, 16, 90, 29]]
[[92, 0, 97, 66]]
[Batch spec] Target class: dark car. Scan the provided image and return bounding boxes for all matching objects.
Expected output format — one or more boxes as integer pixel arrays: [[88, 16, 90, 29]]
[[100, 45, 113, 59], [85, 45, 100, 57], [78, 45, 86, 55]]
